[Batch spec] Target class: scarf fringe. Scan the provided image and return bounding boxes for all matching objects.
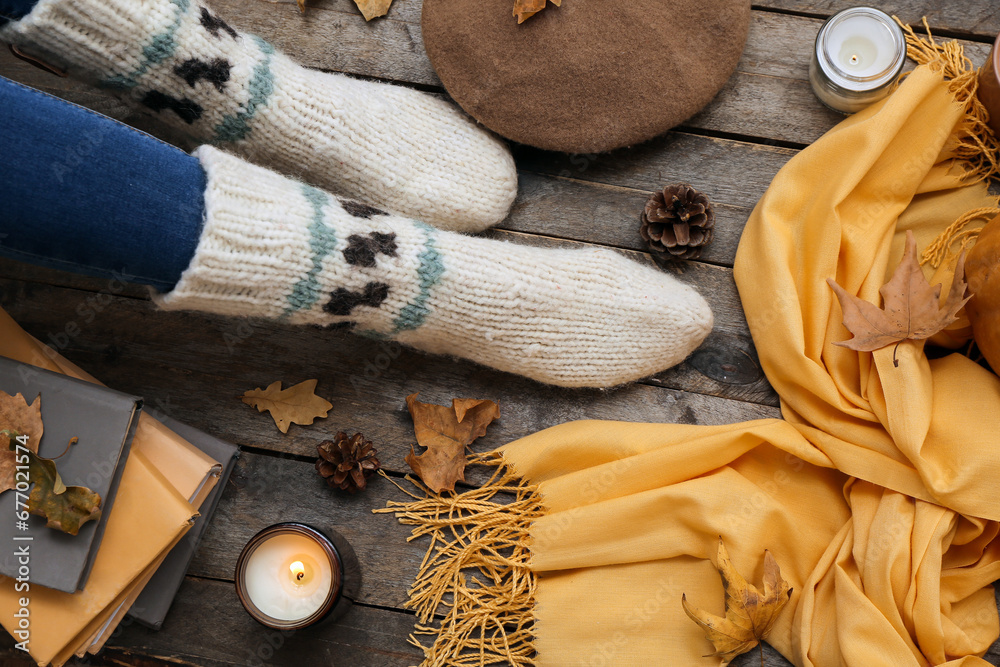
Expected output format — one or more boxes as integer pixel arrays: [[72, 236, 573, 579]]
[[920, 206, 1000, 267], [374, 454, 542, 666], [894, 17, 1000, 185]]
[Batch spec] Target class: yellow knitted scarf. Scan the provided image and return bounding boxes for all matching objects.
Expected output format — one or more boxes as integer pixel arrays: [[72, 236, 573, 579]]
[[380, 24, 1000, 667]]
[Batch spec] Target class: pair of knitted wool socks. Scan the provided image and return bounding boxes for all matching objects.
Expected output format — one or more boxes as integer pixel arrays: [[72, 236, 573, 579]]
[[1, 0, 714, 387], [159, 147, 714, 387]]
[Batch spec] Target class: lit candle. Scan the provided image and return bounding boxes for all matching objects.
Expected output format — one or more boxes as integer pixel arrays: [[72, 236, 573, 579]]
[[235, 523, 357, 630], [977, 32, 1000, 137], [809, 7, 906, 114]]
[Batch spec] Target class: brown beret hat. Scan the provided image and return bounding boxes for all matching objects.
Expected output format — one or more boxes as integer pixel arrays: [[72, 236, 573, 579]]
[[422, 0, 751, 153]]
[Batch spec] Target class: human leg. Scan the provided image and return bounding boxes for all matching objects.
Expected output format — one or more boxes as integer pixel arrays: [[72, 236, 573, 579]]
[[0, 75, 204, 291], [0, 0, 34, 22], [0, 0, 518, 232]]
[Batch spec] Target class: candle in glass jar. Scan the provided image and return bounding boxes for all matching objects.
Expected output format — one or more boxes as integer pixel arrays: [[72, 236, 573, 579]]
[[235, 523, 343, 629], [809, 7, 906, 114]]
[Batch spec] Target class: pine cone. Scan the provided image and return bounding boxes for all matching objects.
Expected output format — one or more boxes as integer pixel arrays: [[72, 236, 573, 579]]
[[640, 184, 715, 261], [316, 432, 381, 493]]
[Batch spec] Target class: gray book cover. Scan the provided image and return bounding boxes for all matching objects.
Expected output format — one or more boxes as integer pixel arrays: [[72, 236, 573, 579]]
[[0, 355, 141, 593], [127, 417, 239, 629]]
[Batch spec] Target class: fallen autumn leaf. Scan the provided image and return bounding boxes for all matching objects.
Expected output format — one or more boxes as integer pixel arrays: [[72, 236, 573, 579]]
[[241, 379, 333, 434]]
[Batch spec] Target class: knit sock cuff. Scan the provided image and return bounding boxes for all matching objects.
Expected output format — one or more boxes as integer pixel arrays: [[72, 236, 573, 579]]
[[155, 145, 318, 317]]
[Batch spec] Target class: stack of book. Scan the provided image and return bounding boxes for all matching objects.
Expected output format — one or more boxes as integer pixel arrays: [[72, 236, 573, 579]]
[[0, 307, 239, 667]]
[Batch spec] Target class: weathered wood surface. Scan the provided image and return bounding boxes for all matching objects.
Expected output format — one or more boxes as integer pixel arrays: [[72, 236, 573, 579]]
[[0, 277, 781, 475], [755, 0, 1000, 40], [1, 0, 998, 665]]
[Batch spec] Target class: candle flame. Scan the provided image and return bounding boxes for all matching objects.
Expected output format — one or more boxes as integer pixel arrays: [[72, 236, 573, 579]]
[[290, 560, 305, 581]]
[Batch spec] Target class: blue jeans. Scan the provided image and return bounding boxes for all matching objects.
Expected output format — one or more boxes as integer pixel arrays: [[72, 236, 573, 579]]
[[0, 75, 205, 291], [0, 0, 36, 23]]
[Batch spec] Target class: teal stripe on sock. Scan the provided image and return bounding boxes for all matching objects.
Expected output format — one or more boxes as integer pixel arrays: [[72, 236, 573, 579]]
[[283, 184, 336, 317], [392, 223, 444, 333], [213, 36, 275, 143], [102, 0, 190, 90]]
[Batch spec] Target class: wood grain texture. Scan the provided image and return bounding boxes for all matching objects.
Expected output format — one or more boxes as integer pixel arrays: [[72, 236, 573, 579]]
[[0, 578, 424, 667], [754, 0, 1000, 40], [0, 274, 781, 479]]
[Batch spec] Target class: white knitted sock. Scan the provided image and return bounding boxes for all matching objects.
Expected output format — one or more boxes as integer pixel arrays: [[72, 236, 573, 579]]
[[0, 0, 517, 233], [156, 147, 713, 388]]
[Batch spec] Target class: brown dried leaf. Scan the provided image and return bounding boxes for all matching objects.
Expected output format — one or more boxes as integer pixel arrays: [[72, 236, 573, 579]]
[[8, 439, 102, 536], [682, 538, 792, 666], [0, 391, 43, 495], [241, 380, 333, 434], [353, 0, 393, 21], [404, 393, 500, 493], [828, 230, 970, 363], [297, 0, 306, 12], [513, 0, 561, 24]]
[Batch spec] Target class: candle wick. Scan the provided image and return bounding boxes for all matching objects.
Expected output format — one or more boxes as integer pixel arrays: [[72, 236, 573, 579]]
[[296, 572, 304, 581]]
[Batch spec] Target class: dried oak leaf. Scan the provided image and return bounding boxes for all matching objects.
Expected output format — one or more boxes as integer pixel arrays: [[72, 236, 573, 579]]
[[241, 380, 333, 434], [513, 0, 561, 24], [7, 438, 102, 536], [682, 538, 792, 666], [828, 230, 970, 366], [353, 0, 393, 20], [404, 393, 500, 493], [0, 391, 43, 495]]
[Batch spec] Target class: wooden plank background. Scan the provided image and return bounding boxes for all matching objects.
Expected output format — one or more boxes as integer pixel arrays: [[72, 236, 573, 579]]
[[0, 0, 997, 665]]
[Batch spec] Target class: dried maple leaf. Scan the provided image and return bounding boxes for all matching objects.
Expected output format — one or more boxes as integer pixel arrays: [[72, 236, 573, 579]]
[[241, 379, 333, 434], [513, 0, 561, 24], [404, 393, 500, 493], [682, 538, 792, 666], [0, 391, 43, 495], [828, 230, 971, 366], [7, 437, 102, 536], [353, 0, 393, 21]]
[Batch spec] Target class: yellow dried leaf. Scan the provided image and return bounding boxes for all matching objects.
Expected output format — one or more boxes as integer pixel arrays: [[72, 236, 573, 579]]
[[682, 538, 792, 666], [404, 393, 500, 493], [241, 380, 333, 434], [0, 391, 43, 495], [513, 0, 561, 24], [828, 230, 970, 365], [354, 0, 393, 21]]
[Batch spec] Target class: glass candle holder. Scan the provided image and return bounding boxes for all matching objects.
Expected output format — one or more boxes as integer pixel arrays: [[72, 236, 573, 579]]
[[809, 7, 906, 114], [977, 31, 1000, 137], [235, 523, 360, 630]]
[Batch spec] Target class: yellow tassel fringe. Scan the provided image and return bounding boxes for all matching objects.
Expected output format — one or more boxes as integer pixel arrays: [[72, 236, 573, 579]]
[[374, 454, 543, 666], [894, 17, 1000, 184], [893, 18, 1000, 265], [921, 206, 1000, 268]]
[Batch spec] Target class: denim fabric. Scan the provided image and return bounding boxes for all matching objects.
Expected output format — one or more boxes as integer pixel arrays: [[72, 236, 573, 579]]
[[0, 0, 38, 22], [0, 76, 205, 291]]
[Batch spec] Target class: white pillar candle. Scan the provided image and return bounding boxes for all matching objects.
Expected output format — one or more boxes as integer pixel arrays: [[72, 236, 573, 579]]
[[809, 8, 906, 114], [236, 524, 342, 629]]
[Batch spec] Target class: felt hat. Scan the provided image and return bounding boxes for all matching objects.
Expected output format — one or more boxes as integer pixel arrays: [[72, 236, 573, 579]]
[[421, 0, 752, 153]]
